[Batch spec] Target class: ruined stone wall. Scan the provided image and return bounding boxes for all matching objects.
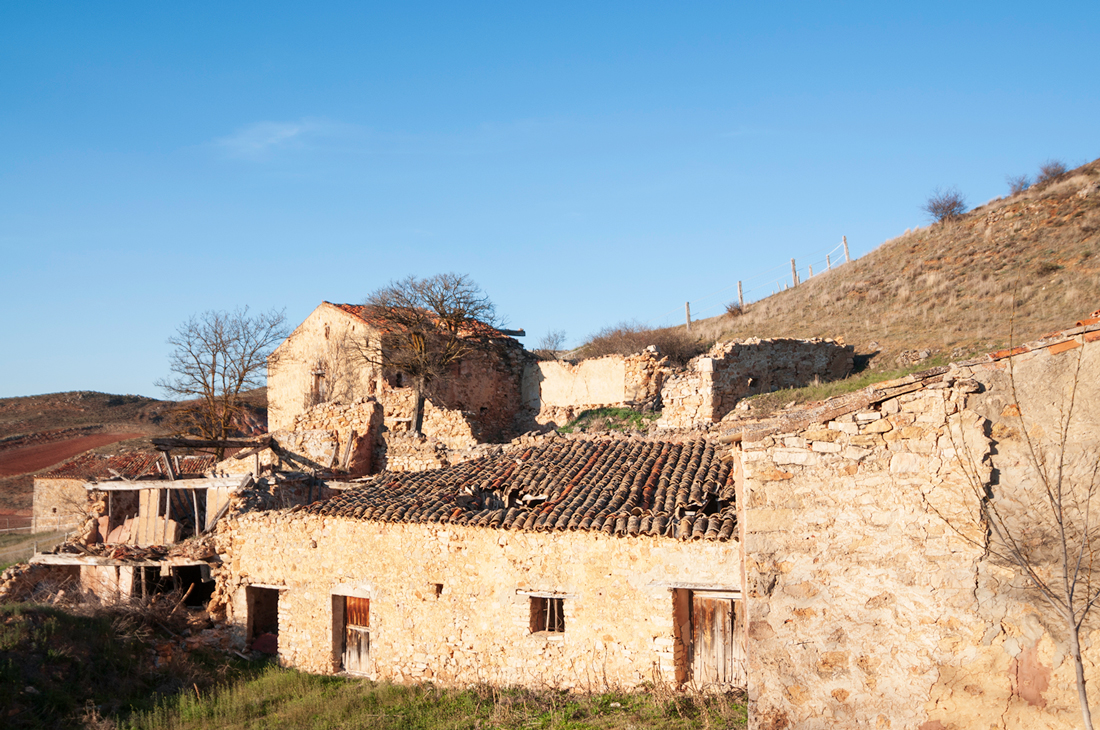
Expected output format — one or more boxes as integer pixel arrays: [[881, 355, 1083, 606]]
[[32, 477, 86, 533], [740, 330, 1100, 729], [268, 304, 382, 432], [429, 341, 528, 442], [660, 338, 854, 430], [523, 353, 667, 427], [216, 514, 741, 689]]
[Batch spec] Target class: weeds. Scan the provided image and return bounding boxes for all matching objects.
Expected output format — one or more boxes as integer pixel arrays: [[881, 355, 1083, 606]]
[[123, 666, 747, 729], [744, 357, 950, 414], [559, 407, 660, 434]]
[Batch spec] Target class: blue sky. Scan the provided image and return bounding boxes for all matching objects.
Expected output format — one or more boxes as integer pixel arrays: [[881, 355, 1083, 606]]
[[1, 2, 1097, 398]]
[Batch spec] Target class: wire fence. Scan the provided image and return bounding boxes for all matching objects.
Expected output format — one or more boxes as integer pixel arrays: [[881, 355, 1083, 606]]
[[645, 237, 856, 328]]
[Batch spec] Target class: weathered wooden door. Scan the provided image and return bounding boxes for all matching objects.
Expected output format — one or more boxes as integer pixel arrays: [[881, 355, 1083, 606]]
[[691, 594, 746, 688], [342, 596, 370, 675]]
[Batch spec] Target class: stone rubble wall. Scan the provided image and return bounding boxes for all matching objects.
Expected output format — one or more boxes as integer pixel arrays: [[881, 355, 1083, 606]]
[[660, 338, 854, 430], [522, 352, 668, 428], [215, 514, 740, 690], [740, 330, 1100, 729], [31, 477, 87, 533]]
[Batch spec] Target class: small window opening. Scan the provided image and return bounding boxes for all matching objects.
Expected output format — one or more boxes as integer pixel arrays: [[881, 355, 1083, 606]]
[[433, 583, 444, 598], [51, 507, 57, 514], [530, 596, 565, 633], [311, 369, 327, 404]]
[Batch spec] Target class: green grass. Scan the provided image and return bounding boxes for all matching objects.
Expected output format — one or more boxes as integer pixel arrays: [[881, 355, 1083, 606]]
[[124, 666, 746, 730], [0, 530, 71, 572], [559, 407, 660, 434], [743, 356, 950, 414]]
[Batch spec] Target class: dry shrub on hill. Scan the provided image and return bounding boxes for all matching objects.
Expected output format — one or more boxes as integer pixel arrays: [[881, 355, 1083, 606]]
[[577, 322, 709, 365]]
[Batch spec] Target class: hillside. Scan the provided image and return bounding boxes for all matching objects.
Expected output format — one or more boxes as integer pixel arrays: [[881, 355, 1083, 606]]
[[688, 158, 1100, 371]]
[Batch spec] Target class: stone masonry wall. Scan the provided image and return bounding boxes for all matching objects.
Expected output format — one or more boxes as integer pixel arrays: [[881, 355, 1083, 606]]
[[740, 328, 1100, 729], [31, 477, 87, 533], [216, 514, 741, 690], [660, 338, 854, 430]]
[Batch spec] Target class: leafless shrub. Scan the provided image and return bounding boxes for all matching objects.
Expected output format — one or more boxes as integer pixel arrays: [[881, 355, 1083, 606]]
[[724, 302, 743, 318], [1037, 159, 1069, 186], [533, 330, 567, 361], [1007, 174, 1032, 195], [578, 321, 708, 365], [922, 187, 968, 223]]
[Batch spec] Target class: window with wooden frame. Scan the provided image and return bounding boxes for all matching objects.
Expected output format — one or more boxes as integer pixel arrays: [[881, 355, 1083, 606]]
[[529, 596, 565, 633]]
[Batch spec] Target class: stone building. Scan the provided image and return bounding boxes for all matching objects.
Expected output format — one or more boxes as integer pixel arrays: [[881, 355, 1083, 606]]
[[266, 301, 530, 474], [213, 436, 745, 689]]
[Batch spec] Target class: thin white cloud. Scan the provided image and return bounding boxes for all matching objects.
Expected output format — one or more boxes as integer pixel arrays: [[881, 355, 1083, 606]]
[[215, 118, 345, 160]]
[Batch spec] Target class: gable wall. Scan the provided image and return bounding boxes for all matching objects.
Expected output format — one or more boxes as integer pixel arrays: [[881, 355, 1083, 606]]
[[268, 305, 381, 432], [216, 513, 741, 690]]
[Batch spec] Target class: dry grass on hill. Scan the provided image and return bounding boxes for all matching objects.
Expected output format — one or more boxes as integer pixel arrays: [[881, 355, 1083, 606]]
[[680, 158, 1100, 371]]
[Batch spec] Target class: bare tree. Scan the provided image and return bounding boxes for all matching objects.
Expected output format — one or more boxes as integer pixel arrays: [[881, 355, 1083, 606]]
[[922, 187, 968, 223], [359, 273, 501, 433], [1007, 173, 1032, 195], [534, 329, 567, 360], [156, 307, 287, 458], [935, 338, 1099, 728], [1037, 159, 1069, 186]]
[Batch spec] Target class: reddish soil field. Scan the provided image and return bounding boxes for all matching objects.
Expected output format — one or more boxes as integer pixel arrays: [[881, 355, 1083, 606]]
[[0, 433, 143, 478]]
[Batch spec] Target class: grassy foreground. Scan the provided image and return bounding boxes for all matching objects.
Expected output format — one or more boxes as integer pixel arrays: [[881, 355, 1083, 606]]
[[124, 666, 746, 730]]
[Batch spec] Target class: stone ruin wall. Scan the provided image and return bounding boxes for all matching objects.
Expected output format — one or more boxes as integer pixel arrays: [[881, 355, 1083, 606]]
[[740, 329, 1100, 729], [214, 513, 740, 689], [428, 341, 528, 443], [660, 338, 854, 430], [523, 352, 667, 428]]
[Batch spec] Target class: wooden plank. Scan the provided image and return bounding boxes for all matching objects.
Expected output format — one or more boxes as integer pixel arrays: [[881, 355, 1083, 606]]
[[153, 436, 272, 450]]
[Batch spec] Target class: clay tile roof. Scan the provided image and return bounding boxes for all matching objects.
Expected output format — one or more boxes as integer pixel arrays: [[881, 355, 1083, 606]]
[[327, 302, 511, 339], [37, 452, 215, 481], [305, 438, 737, 542]]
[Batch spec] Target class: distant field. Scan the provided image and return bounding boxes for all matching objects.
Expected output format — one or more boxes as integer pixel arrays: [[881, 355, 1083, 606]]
[[0, 433, 143, 478]]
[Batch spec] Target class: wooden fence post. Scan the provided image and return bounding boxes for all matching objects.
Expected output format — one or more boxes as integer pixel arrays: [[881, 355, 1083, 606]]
[[827, 254, 831, 270], [685, 302, 691, 332], [791, 259, 797, 287], [843, 236, 850, 263], [737, 281, 744, 309]]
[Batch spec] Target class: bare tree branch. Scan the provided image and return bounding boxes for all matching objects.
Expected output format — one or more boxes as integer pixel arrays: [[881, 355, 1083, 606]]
[[155, 307, 287, 458]]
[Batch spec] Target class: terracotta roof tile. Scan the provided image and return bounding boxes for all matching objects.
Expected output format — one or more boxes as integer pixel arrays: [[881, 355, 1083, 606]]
[[306, 438, 737, 541], [37, 452, 214, 481]]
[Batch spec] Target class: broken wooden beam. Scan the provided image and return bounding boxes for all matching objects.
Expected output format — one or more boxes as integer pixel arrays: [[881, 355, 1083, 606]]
[[152, 436, 272, 451]]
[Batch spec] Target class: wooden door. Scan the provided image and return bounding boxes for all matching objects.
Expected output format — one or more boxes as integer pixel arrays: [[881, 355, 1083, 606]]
[[691, 594, 746, 688], [342, 596, 370, 675]]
